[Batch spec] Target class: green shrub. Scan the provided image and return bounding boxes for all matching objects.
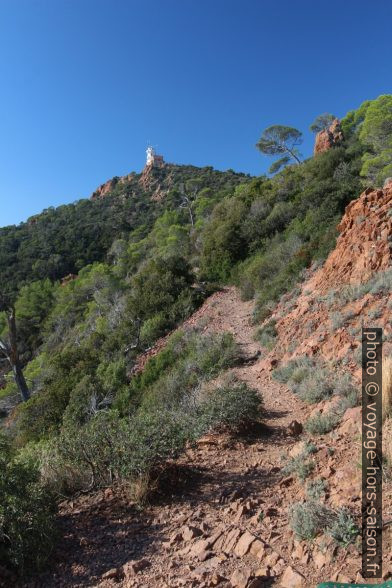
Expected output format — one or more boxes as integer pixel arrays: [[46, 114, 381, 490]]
[[282, 456, 315, 482], [306, 478, 327, 500], [138, 331, 240, 412], [304, 412, 339, 434], [0, 435, 56, 576], [293, 366, 334, 404], [272, 356, 314, 383], [197, 381, 261, 432], [289, 500, 358, 545], [257, 319, 277, 350], [327, 508, 359, 547], [139, 312, 168, 346], [39, 377, 261, 495], [289, 500, 331, 540]]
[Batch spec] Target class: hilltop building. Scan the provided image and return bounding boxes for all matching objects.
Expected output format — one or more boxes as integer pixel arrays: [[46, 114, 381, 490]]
[[146, 146, 165, 168]]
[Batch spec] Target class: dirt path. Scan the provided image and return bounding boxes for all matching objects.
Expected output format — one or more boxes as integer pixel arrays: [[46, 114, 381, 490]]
[[28, 288, 367, 588], [198, 287, 306, 432]]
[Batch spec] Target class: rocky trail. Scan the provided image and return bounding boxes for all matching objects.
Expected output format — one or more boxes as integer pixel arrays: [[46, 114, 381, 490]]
[[27, 287, 390, 588]]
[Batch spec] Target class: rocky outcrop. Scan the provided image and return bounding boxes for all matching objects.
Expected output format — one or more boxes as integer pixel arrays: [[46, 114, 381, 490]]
[[90, 178, 118, 200], [312, 184, 392, 291], [138, 164, 174, 201], [60, 273, 77, 286], [90, 173, 136, 200], [262, 182, 392, 370], [314, 119, 344, 155]]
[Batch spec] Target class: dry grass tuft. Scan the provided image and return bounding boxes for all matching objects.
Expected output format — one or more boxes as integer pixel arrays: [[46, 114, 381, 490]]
[[124, 473, 157, 505], [383, 356, 392, 421]]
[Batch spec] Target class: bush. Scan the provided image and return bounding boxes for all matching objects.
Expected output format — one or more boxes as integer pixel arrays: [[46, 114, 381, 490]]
[[272, 356, 314, 384], [289, 500, 331, 540], [327, 508, 359, 547], [0, 435, 56, 576], [282, 456, 315, 482], [38, 377, 262, 496], [257, 319, 277, 350], [329, 311, 344, 330], [289, 500, 358, 545], [273, 357, 357, 409], [304, 412, 339, 435], [39, 408, 193, 493], [197, 381, 261, 433], [139, 312, 168, 346], [306, 478, 327, 500], [293, 366, 334, 404]]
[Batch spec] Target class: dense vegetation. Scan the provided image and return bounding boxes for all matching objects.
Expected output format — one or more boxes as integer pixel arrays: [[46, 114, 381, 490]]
[[0, 94, 391, 576]]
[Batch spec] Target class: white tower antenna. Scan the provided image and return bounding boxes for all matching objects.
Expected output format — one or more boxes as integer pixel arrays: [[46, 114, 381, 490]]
[[146, 145, 155, 166]]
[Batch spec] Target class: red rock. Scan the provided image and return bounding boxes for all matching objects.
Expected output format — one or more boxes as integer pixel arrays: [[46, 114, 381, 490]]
[[209, 573, 226, 586], [249, 539, 265, 559], [280, 566, 305, 587], [288, 420, 303, 436], [169, 531, 183, 545], [222, 527, 242, 553], [230, 568, 252, 588], [123, 559, 150, 577], [233, 531, 256, 557], [101, 567, 121, 580], [314, 119, 344, 155], [182, 525, 203, 541]]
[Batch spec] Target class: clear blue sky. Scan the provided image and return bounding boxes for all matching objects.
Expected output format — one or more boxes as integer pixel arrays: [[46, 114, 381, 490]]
[[0, 0, 391, 227]]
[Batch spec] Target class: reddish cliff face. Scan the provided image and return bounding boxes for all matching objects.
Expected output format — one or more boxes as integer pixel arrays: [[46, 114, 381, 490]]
[[313, 184, 392, 291], [90, 178, 118, 200], [90, 173, 136, 200], [314, 118, 344, 155], [138, 164, 174, 201], [262, 184, 392, 370]]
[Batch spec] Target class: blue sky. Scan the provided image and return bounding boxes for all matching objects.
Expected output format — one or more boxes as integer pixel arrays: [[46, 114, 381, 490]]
[[0, 0, 391, 227]]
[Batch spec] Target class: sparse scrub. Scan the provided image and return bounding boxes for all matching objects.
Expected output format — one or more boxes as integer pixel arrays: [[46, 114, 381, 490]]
[[327, 508, 359, 547], [0, 435, 57, 576], [330, 311, 344, 330], [272, 356, 314, 384], [274, 357, 358, 412], [282, 443, 317, 482], [333, 372, 358, 403], [197, 381, 261, 433], [368, 308, 382, 321], [336, 389, 358, 413], [304, 372, 359, 433], [306, 478, 327, 500], [289, 500, 331, 540], [304, 412, 339, 435], [257, 318, 277, 350], [289, 500, 359, 545], [293, 366, 334, 404], [321, 270, 392, 316]]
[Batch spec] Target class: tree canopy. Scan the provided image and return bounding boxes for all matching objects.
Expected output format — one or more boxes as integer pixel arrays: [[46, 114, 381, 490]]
[[359, 94, 392, 185], [309, 113, 336, 133], [256, 125, 303, 174]]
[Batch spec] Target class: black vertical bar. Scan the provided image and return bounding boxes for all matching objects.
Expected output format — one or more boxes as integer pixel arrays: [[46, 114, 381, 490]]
[[361, 327, 382, 579]]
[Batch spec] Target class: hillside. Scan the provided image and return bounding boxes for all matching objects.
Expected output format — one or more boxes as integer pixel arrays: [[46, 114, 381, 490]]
[[0, 164, 248, 303], [0, 96, 391, 587]]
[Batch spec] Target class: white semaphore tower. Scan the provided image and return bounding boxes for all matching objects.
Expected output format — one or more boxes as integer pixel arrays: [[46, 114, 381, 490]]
[[146, 145, 165, 168]]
